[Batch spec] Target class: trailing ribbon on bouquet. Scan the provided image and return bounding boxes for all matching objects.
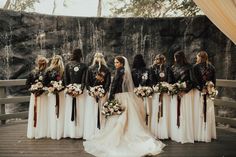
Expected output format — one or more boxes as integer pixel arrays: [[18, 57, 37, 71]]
[[203, 94, 207, 123], [71, 97, 77, 125], [55, 92, 60, 118], [144, 97, 149, 126], [177, 95, 181, 128], [33, 95, 37, 127], [96, 97, 100, 129], [158, 93, 163, 123]]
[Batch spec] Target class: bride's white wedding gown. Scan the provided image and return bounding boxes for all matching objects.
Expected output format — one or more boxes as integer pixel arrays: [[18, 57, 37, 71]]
[[83, 91, 165, 157]]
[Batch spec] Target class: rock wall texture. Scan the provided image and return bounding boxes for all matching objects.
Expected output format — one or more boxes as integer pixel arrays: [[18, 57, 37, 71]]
[[0, 9, 235, 100]]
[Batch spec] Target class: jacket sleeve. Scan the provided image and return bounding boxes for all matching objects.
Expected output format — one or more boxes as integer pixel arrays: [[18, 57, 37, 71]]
[[109, 69, 124, 100], [85, 68, 92, 90], [104, 70, 111, 94], [81, 65, 88, 91], [211, 65, 216, 86], [64, 64, 70, 86], [183, 67, 193, 93], [25, 72, 34, 90], [168, 67, 175, 84], [149, 67, 158, 86]]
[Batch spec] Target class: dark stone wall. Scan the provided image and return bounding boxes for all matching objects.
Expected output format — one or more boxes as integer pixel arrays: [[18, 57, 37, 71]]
[[0, 9, 235, 99]]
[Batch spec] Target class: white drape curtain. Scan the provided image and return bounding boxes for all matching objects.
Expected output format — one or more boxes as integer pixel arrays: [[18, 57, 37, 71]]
[[193, 0, 236, 44]]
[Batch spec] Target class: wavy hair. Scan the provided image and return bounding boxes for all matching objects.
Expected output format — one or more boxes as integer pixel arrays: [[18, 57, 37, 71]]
[[47, 55, 64, 77]]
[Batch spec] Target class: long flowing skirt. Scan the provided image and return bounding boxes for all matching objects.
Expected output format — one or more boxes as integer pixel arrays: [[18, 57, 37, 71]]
[[83, 92, 165, 157], [169, 90, 194, 143], [27, 93, 48, 139], [47, 91, 65, 140], [64, 93, 86, 138], [151, 93, 170, 139], [83, 93, 108, 140], [193, 89, 216, 142]]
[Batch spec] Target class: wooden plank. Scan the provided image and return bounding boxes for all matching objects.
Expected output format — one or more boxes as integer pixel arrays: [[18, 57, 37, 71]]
[[0, 96, 30, 104], [214, 99, 236, 108], [0, 111, 28, 120], [216, 116, 236, 127], [216, 79, 236, 88], [0, 79, 26, 87]]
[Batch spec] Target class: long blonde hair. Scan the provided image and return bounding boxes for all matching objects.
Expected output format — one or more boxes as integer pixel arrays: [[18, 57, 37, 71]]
[[47, 55, 64, 77], [91, 52, 107, 70], [35, 55, 48, 71], [196, 51, 209, 64]]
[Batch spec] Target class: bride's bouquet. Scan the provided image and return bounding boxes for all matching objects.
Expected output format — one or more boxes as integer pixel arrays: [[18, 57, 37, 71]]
[[102, 99, 124, 118], [202, 81, 218, 99], [88, 85, 105, 98], [134, 86, 153, 98], [169, 81, 187, 96], [29, 79, 46, 97], [65, 83, 83, 97], [47, 80, 64, 95], [153, 82, 170, 94]]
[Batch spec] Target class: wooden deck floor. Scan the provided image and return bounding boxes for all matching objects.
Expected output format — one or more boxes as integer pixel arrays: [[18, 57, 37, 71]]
[[0, 121, 236, 157]]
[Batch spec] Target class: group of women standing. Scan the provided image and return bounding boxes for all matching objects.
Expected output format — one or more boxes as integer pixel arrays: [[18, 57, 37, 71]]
[[26, 48, 216, 156]]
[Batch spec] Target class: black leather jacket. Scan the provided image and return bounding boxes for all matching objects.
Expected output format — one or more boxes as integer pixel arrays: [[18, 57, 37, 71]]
[[25, 69, 46, 89], [44, 68, 63, 87], [169, 63, 193, 93], [86, 64, 111, 94], [64, 61, 87, 90], [131, 68, 149, 87], [149, 64, 171, 86], [192, 62, 216, 90], [109, 67, 125, 100]]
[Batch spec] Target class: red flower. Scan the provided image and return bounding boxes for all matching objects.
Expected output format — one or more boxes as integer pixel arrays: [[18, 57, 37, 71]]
[[56, 75, 61, 81]]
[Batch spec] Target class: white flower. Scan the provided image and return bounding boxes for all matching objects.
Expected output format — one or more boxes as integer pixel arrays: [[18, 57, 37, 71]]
[[39, 76, 43, 81]]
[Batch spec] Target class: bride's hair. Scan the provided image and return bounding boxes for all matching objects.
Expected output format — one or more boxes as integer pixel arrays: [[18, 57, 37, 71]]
[[115, 56, 134, 92], [115, 56, 125, 66]]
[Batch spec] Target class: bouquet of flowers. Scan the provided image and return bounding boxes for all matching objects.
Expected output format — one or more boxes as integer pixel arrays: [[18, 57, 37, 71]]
[[102, 99, 124, 118], [202, 81, 218, 99], [134, 86, 153, 98], [65, 83, 83, 97], [88, 85, 105, 98], [169, 81, 187, 96], [29, 79, 46, 97], [153, 82, 170, 94], [47, 80, 64, 94]]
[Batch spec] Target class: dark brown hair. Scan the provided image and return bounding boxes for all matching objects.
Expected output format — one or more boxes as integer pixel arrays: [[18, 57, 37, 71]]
[[71, 48, 82, 62], [174, 50, 188, 65], [196, 50, 208, 64], [115, 56, 125, 66], [132, 54, 146, 69]]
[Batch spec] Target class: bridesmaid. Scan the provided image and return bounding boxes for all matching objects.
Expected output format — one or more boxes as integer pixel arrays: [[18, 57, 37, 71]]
[[131, 54, 149, 87], [44, 55, 65, 140], [149, 54, 171, 139], [63, 48, 87, 138], [192, 51, 216, 142], [26, 55, 48, 139], [169, 50, 194, 143], [131, 54, 151, 128], [83, 52, 111, 140]]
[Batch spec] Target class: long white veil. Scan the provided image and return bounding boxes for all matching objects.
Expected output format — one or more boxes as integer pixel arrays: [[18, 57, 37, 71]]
[[122, 56, 135, 93]]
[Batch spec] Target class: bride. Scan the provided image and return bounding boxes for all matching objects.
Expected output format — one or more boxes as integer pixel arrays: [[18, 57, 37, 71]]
[[83, 56, 165, 157]]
